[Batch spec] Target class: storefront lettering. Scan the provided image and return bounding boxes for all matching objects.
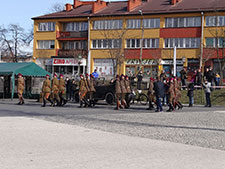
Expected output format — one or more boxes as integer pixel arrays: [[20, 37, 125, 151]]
[[53, 58, 86, 66]]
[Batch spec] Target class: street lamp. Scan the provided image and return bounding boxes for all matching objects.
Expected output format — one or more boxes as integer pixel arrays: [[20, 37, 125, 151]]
[[139, 10, 144, 71]]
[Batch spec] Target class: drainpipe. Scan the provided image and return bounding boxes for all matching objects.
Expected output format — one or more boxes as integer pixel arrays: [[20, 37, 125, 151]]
[[87, 17, 91, 74], [200, 12, 204, 69]]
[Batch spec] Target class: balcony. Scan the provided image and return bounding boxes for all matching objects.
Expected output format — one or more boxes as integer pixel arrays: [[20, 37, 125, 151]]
[[57, 49, 88, 58], [56, 31, 88, 40]]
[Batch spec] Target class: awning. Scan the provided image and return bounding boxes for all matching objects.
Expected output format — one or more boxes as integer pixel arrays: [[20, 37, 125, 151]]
[[0, 62, 51, 100]]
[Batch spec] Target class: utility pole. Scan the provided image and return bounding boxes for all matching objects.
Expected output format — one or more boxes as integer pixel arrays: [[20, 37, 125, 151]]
[[139, 10, 144, 71], [173, 46, 177, 76]]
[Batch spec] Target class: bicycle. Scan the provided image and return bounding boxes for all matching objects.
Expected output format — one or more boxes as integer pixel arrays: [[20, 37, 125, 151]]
[[130, 89, 148, 105]]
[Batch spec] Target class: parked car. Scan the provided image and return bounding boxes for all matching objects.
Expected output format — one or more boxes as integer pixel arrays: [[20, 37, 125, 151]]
[[74, 77, 116, 105]]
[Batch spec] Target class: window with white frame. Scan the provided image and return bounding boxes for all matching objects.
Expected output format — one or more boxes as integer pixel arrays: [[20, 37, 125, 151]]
[[206, 16, 225, 27], [126, 19, 141, 29], [92, 20, 123, 30], [37, 40, 55, 49], [92, 39, 121, 49], [38, 22, 55, 31], [62, 40, 87, 50], [143, 18, 160, 28], [126, 39, 159, 48], [206, 38, 225, 48], [164, 38, 200, 48], [165, 17, 201, 28], [63, 22, 88, 32]]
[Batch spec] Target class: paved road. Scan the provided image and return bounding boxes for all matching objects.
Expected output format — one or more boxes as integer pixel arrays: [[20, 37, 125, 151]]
[[0, 99, 225, 151], [1, 117, 225, 169]]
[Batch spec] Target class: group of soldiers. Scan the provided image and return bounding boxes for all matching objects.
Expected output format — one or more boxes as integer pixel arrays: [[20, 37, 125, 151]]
[[16, 72, 183, 112], [41, 73, 67, 107]]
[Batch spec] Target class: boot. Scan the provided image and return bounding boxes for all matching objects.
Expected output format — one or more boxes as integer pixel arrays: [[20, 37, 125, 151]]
[[79, 100, 84, 108], [177, 102, 183, 110], [47, 98, 54, 107], [115, 100, 120, 110], [41, 99, 46, 107]]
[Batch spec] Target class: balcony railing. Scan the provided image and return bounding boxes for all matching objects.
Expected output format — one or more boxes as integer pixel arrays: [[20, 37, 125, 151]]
[[57, 49, 88, 58], [56, 31, 88, 39]]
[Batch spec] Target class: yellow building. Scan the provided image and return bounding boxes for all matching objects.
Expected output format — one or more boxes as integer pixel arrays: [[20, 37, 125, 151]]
[[33, 0, 225, 79]]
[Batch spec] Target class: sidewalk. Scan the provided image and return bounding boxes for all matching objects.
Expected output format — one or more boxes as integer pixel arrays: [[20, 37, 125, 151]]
[[0, 117, 225, 169]]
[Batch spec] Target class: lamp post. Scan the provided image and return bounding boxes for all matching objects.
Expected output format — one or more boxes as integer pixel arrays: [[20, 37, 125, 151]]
[[139, 10, 144, 71]]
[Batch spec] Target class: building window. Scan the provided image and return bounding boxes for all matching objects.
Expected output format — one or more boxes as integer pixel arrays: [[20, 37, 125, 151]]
[[63, 22, 88, 32], [164, 38, 200, 48], [62, 40, 87, 50], [143, 18, 160, 28], [37, 40, 55, 49], [92, 39, 121, 49], [206, 16, 225, 27], [165, 17, 201, 28], [92, 20, 123, 30], [206, 38, 225, 48], [126, 39, 159, 48], [38, 22, 55, 31], [126, 19, 141, 29]]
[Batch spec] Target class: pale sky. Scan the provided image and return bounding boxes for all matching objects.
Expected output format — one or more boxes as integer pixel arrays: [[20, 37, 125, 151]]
[[0, 0, 73, 31]]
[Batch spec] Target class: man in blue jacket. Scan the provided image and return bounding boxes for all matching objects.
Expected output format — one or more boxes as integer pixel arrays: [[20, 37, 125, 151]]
[[92, 69, 99, 79]]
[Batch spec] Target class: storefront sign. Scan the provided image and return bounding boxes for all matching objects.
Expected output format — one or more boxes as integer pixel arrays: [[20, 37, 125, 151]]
[[126, 59, 158, 65], [161, 60, 183, 65], [53, 58, 86, 66]]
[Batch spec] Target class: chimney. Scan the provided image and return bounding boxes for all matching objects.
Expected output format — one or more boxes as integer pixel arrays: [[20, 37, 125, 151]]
[[127, 0, 142, 12], [74, 0, 83, 8], [65, 3, 73, 11], [92, 0, 107, 14]]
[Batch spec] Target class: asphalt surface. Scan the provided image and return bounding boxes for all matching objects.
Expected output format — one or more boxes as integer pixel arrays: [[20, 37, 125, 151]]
[[1, 116, 225, 169], [1, 99, 225, 152]]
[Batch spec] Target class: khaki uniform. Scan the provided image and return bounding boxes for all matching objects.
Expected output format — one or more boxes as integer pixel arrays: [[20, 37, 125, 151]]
[[120, 79, 127, 107], [41, 78, 53, 107], [59, 78, 66, 106], [167, 82, 175, 111], [124, 79, 131, 108], [115, 79, 122, 109], [147, 80, 154, 109], [52, 77, 60, 104], [17, 77, 25, 104], [79, 78, 89, 107], [88, 78, 96, 100]]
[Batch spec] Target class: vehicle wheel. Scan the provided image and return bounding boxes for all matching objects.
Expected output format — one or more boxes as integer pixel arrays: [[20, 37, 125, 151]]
[[105, 92, 115, 105], [140, 94, 148, 105], [74, 91, 80, 103]]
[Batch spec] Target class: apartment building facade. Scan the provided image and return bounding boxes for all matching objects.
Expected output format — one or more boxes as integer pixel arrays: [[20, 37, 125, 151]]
[[32, 0, 225, 78]]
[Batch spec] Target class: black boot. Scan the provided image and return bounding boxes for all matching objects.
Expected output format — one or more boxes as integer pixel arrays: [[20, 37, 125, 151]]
[[79, 100, 84, 108], [47, 98, 54, 107], [41, 99, 46, 107]]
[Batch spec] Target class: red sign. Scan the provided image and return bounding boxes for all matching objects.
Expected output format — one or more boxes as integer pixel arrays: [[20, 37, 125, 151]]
[[53, 58, 86, 66]]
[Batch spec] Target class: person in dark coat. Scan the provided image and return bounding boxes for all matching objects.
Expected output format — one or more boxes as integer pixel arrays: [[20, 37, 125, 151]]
[[180, 68, 187, 88], [137, 70, 143, 90], [187, 82, 194, 107], [153, 77, 165, 112], [71, 79, 77, 101], [196, 69, 202, 86], [65, 77, 71, 101]]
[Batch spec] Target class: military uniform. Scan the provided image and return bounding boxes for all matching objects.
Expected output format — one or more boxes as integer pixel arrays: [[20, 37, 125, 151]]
[[42, 75, 53, 107], [174, 80, 183, 110], [120, 76, 127, 108], [59, 75, 67, 106], [115, 76, 122, 110], [79, 75, 88, 107], [17, 74, 25, 105], [52, 76, 60, 106], [167, 81, 175, 112], [147, 79, 154, 110], [124, 77, 131, 108], [89, 76, 96, 101]]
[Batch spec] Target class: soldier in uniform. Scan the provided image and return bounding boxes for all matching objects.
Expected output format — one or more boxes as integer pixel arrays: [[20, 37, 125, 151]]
[[59, 74, 67, 106], [85, 73, 91, 106], [17, 73, 25, 105], [41, 74, 53, 107], [120, 74, 127, 108], [115, 75, 122, 110], [79, 74, 88, 108], [89, 74, 96, 105], [51, 73, 60, 106], [167, 78, 175, 112], [147, 77, 155, 110], [174, 78, 183, 110], [124, 75, 131, 108]]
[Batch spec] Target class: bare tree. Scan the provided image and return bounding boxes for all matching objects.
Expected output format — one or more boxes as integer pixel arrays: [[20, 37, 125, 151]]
[[0, 24, 32, 62], [99, 25, 127, 75], [49, 2, 64, 13]]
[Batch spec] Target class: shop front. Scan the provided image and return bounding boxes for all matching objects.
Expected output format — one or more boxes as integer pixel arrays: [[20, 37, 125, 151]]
[[125, 59, 158, 77], [161, 59, 184, 77], [52, 57, 86, 75], [93, 59, 115, 76]]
